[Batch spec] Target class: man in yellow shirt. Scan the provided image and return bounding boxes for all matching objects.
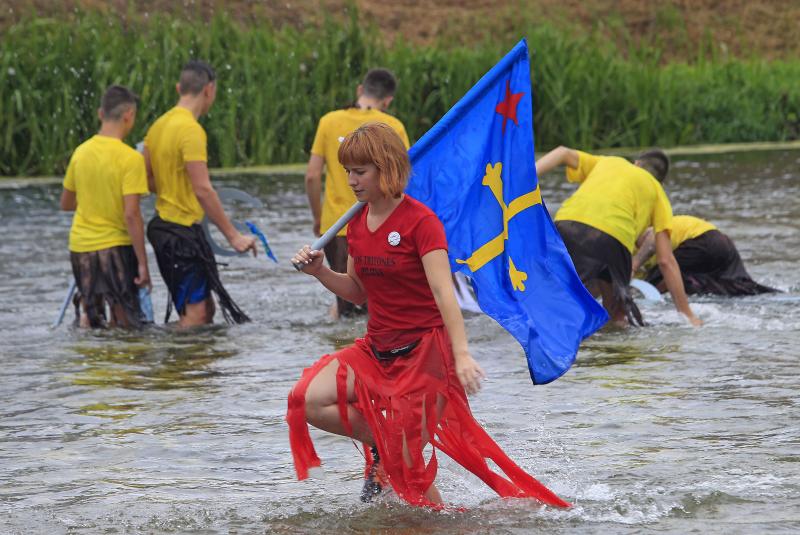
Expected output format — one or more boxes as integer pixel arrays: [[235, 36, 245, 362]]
[[632, 215, 777, 296], [536, 146, 701, 327], [144, 61, 255, 327], [305, 68, 410, 318], [60, 85, 150, 328]]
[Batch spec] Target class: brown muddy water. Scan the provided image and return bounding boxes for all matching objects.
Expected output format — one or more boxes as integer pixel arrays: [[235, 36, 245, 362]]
[[1, 150, 798, 534]]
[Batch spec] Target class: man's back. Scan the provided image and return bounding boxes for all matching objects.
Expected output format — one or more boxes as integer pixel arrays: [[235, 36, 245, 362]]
[[555, 151, 672, 252], [311, 108, 409, 235], [65, 135, 148, 252], [145, 106, 207, 227], [669, 215, 717, 249]]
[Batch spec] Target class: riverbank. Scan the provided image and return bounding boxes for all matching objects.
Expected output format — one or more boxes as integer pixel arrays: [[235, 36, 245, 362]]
[[3, 140, 799, 189], [2, 11, 799, 176]]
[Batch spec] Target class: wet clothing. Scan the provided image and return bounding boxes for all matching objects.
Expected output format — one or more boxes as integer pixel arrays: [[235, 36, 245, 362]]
[[144, 107, 208, 226], [641, 215, 718, 272], [70, 245, 142, 328], [323, 236, 365, 318], [645, 228, 778, 296], [556, 220, 643, 326], [63, 135, 149, 252], [554, 151, 673, 253], [287, 328, 569, 508], [347, 196, 446, 351], [287, 195, 569, 508], [668, 215, 717, 250], [311, 108, 410, 236], [146, 216, 249, 323]]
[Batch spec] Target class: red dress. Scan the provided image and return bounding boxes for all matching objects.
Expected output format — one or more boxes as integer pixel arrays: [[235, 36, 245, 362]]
[[287, 195, 569, 508]]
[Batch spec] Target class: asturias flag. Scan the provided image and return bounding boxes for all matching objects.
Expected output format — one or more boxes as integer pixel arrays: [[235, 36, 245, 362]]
[[406, 39, 608, 384]]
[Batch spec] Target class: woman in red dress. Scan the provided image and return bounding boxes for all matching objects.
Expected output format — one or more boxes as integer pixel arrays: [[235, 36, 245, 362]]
[[288, 122, 568, 508]]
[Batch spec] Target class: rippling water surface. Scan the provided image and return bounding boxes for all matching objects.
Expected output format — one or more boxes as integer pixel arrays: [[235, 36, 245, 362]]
[[1, 150, 798, 534]]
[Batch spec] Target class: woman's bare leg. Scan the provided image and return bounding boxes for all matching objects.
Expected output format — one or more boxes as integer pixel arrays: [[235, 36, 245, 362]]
[[304, 358, 373, 444], [398, 393, 445, 504]]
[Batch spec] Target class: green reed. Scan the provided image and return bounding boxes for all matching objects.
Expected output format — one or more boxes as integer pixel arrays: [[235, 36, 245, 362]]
[[1, 11, 798, 176]]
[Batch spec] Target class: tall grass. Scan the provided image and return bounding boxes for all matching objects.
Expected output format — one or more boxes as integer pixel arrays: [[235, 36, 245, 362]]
[[1, 11, 798, 176]]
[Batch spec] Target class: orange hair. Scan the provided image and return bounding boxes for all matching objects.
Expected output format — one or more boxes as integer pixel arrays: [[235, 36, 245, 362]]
[[337, 122, 410, 198]]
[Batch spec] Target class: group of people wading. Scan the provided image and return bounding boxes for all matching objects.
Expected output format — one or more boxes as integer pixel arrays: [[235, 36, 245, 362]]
[[60, 60, 776, 508]]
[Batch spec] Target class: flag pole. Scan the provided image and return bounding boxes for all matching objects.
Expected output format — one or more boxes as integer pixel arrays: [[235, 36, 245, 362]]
[[292, 201, 365, 271]]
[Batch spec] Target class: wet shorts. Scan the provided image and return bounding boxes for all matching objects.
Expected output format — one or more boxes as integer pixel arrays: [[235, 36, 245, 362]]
[[175, 265, 210, 307]]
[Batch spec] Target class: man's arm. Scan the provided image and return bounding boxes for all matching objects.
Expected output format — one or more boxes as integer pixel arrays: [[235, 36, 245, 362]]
[[143, 146, 156, 194], [632, 228, 656, 274], [123, 194, 150, 289], [186, 161, 256, 255], [305, 154, 324, 236], [60, 189, 77, 211], [535, 145, 580, 176], [655, 230, 702, 326]]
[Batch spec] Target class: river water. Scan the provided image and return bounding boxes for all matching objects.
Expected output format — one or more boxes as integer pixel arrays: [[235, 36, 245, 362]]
[[1, 150, 798, 534]]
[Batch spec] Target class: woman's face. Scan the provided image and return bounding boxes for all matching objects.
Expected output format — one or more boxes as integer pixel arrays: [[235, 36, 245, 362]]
[[345, 162, 382, 202]]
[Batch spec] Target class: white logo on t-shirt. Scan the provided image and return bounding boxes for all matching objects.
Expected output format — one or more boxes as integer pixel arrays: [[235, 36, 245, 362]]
[[387, 231, 401, 246]]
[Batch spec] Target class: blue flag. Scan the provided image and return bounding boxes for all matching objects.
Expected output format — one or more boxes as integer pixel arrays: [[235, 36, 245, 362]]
[[406, 39, 608, 384]]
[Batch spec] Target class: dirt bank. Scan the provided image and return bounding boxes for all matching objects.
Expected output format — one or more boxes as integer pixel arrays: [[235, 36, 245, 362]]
[[2, 0, 797, 61]]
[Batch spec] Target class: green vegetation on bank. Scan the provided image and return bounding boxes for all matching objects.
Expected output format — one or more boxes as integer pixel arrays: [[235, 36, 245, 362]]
[[1, 10, 799, 176]]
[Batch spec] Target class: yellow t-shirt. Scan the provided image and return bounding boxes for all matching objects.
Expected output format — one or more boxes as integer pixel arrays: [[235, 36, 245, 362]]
[[144, 106, 208, 226], [554, 151, 673, 253], [63, 135, 149, 253], [669, 215, 717, 249], [311, 108, 410, 236]]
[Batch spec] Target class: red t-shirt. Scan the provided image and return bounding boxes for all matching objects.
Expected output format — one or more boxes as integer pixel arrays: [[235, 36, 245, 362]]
[[347, 195, 448, 351]]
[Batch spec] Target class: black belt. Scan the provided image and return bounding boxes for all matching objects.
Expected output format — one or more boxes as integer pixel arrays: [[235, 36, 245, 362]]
[[371, 339, 420, 361]]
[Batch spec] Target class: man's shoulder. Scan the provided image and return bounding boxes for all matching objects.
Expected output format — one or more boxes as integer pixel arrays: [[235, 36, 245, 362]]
[[147, 109, 173, 132], [374, 111, 406, 131], [71, 136, 96, 158], [149, 108, 203, 135], [593, 154, 631, 168], [318, 109, 348, 124], [116, 143, 145, 166]]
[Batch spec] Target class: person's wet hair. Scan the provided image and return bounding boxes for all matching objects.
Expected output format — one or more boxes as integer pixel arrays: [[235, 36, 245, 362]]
[[179, 60, 216, 96], [361, 68, 398, 100], [101, 85, 139, 121], [338, 122, 410, 198], [636, 149, 670, 182]]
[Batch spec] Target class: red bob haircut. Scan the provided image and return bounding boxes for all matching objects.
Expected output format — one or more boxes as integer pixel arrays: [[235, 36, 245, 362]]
[[337, 122, 410, 198]]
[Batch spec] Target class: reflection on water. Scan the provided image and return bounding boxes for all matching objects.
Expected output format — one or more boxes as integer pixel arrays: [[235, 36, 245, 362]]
[[1, 150, 799, 533], [66, 328, 238, 392]]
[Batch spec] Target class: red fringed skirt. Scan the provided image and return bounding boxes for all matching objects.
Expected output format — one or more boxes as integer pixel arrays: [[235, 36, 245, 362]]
[[287, 326, 570, 508]]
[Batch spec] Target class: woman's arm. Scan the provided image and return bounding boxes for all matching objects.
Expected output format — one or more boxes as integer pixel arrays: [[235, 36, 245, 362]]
[[292, 246, 368, 305], [421, 249, 485, 394]]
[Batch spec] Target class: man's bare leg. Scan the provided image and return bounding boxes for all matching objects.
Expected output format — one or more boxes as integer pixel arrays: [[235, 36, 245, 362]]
[[179, 297, 214, 327], [599, 281, 628, 327]]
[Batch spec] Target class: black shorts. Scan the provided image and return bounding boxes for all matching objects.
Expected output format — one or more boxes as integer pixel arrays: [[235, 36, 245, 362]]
[[556, 220, 643, 325], [147, 216, 249, 323], [70, 245, 142, 327]]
